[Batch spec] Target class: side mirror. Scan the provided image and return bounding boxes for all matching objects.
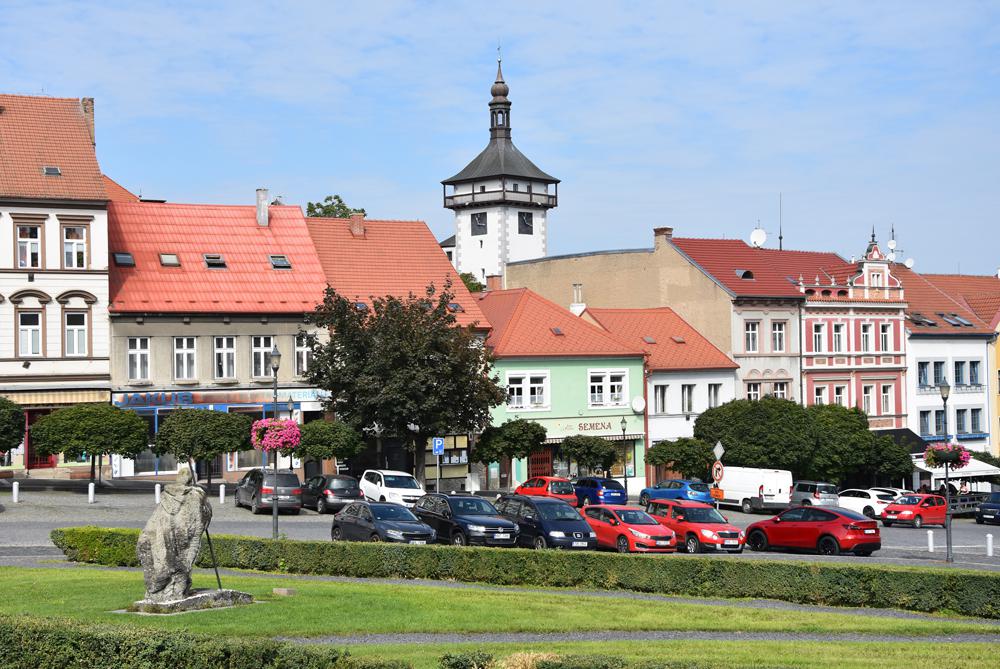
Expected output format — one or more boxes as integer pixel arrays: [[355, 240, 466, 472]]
[[609, 519, 620, 526], [723, 516, 729, 522], [675, 515, 685, 522], [773, 517, 781, 523], [524, 514, 537, 523]]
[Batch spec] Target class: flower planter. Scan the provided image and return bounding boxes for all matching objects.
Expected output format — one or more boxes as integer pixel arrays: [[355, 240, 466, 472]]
[[935, 449, 962, 464]]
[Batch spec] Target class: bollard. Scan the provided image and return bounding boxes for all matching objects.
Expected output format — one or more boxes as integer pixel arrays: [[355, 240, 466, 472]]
[[154, 483, 161, 505], [927, 529, 934, 553], [219, 484, 226, 505], [12, 481, 19, 504], [988, 534, 994, 558], [88, 482, 95, 504]]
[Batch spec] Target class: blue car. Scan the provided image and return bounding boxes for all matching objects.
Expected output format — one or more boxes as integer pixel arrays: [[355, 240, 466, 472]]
[[639, 479, 712, 506], [574, 477, 628, 506]]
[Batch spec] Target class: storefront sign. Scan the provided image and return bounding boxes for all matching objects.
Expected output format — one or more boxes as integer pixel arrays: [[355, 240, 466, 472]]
[[116, 388, 328, 408]]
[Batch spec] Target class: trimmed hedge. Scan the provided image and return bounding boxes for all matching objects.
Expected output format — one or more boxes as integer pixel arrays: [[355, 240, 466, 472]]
[[0, 615, 405, 669], [52, 526, 1000, 619]]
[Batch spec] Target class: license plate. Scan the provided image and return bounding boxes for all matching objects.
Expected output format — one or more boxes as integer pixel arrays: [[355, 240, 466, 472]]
[[494, 533, 510, 540], [572, 541, 587, 547], [724, 540, 738, 546], [864, 529, 876, 535], [278, 495, 291, 500], [655, 540, 671, 546], [983, 514, 995, 518], [409, 540, 426, 545], [886, 514, 897, 518]]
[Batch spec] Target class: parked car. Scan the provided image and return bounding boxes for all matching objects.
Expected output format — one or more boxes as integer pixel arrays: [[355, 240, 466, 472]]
[[638, 479, 713, 506], [869, 487, 913, 499], [714, 466, 793, 514], [331, 501, 435, 543], [574, 477, 628, 506], [234, 468, 303, 514], [413, 492, 519, 546], [881, 494, 947, 528], [975, 492, 1000, 525], [580, 505, 676, 553], [359, 469, 425, 507], [645, 499, 744, 553], [513, 476, 578, 506], [302, 474, 364, 514], [745, 506, 880, 556], [790, 481, 840, 507], [836, 489, 896, 518], [496, 494, 597, 550]]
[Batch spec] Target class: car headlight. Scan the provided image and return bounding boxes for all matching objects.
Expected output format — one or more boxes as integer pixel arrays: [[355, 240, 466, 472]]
[[739, 531, 745, 540], [700, 528, 718, 540], [468, 524, 487, 533], [385, 529, 404, 540], [628, 528, 651, 540], [548, 531, 566, 538], [900, 510, 913, 515], [589, 531, 597, 538]]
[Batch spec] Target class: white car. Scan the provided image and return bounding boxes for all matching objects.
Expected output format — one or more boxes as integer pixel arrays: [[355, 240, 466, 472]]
[[869, 487, 913, 499], [836, 489, 897, 518], [359, 469, 425, 507]]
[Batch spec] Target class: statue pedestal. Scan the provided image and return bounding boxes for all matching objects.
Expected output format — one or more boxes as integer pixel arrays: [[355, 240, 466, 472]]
[[131, 588, 253, 614]]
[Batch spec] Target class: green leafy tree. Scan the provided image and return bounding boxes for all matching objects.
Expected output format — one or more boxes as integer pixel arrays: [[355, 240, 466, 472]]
[[306, 194, 365, 218], [305, 280, 506, 482], [804, 404, 881, 484], [0, 397, 24, 455], [459, 272, 485, 293], [31, 404, 147, 482], [298, 420, 366, 463], [560, 435, 618, 474], [646, 437, 714, 480], [154, 409, 252, 488], [472, 419, 547, 465], [868, 434, 915, 486]]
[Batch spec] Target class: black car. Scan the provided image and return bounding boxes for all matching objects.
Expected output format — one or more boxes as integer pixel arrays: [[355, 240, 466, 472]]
[[331, 501, 435, 543], [302, 474, 364, 514], [496, 494, 597, 550], [976, 492, 1000, 525], [413, 492, 519, 546], [234, 468, 303, 514]]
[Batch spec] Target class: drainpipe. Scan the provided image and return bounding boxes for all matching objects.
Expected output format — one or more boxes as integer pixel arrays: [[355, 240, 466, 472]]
[[797, 301, 805, 405], [642, 361, 651, 486]]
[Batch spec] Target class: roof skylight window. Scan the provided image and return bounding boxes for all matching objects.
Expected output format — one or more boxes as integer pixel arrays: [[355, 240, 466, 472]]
[[937, 312, 962, 327], [112, 252, 135, 267], [204, 254, 227, 269], [671, 335, 686, 344], [950, 314, 974, 327], [159, 253, 180, 267], [269, 255, 291, 269], [642, 336, 657, 344], [550, 327, 564, 336], [42, 166, 61, 176], [447, 303, 465, 313], [354, 302, 368, 311]]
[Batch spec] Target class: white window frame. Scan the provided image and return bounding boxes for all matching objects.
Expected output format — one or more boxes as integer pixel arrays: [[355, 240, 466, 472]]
[[507, 371, 550, 411], [653, 384, 668, 414], [214, 336, 236, 379], [708, 383, 722, 408], [860, 323, 872, 353], [862, 385, 874, 414], [919, 410, 931, 435], [814, 385, 826, 406], [771, 381, 788, 399], [954, 361, 966, 386], [127, 337, 150, 382], [17, 224, 41, 269], [771, 321, 786, 353], [744, 321, 759, 353], [173, 337, 197, 380], [870, 272, 883, 288], [588, 369, 629, 408], [295, 333, 312, 377], [833, 385, 846, 406], [251, 335, 274, 378], [971, 408, 982, 433], [955, 408, 967, 434], [970, 360, 981, 386], [812, 323, 825, 353], [832, 323, 845, 353], [63, 225, 87, 269], [880, 323, 891, 352], [681, 384, 695, 413], [880, 384, 892, 415], [746, 382, 761, 401], [18, 311, 42, 357], [64, 311, 87, 357]]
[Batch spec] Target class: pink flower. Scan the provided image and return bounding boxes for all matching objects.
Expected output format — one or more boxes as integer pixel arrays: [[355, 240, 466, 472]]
[[251, 418, 301, 454], [923, 441, 971, 469]]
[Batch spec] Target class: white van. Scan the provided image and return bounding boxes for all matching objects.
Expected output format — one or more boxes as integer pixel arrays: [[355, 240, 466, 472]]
[[715, 466, 793, 514]]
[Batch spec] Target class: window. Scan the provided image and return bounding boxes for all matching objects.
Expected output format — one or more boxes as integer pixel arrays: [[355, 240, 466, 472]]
[[919, 410, 931, 435], [63, 226, 87, 268], [507, 373, 549, 409], [970, 361, 981, 385], [252, 335, 274, 377], [933, 361, 945, 386], [771, 382, 787, 399], [870, 272, 883, 288], [747, 382, 761, 401], [881, 384, 892, 415], [681, 384, 694, 413], [128, 337, 150, 381], [814, 386, 826, 405], [528, 375, 546, 406], [918, 362, 929, 386], [708, 383, 721, 408], [832, 323, 845, 353], [269, 255, 291, 269], [860, 323, 872, 352], [934, 410, 945, 436], [771, 322, 785, 352], [862, 385, 874, 414], [653, 384, 668, 414], [113, 252, 135, 267], [880, 324, 891, 351], [471, 212, 487, 236], [954, 361, 966, 385], [17, 225, 41, 269], [214, 336, 236, 379], [295, 333, 312, 376], [173, 337, 196, 380], [972, 408, 982, 433], [589, 370, 627, 407], [955, 409, 967, 434], [64, 312, 87, 356], [518, 212, 533, 234], [18, 312, 42, 356], [204, 254, 227, 269], [744, 321, 759, 353], [812, 323, 824, 352], [159, 253, 180, 267], [43, 165, 61, 176], [833, 385, 846, 406]]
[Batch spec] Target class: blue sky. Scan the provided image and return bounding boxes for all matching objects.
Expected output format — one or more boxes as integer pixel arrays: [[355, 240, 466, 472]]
[[4, 1, 999, 274]]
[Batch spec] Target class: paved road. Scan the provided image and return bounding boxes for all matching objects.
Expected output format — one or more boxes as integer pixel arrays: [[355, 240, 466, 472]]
[[2, 489, 998, 569]]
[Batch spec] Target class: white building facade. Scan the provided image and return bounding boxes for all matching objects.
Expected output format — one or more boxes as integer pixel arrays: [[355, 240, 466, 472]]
[[647, 369, 738, 444]]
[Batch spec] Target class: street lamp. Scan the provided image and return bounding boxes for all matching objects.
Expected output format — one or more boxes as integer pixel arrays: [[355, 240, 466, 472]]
[[620, 416, 628, 498], [270, 345, 281, 540], [938, 379, 953, 563]]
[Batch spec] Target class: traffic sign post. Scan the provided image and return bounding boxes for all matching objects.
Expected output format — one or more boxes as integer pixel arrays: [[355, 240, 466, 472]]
[[711, 459, 724, 511], [711, 460, 724, 482], [432, 438, 445, 492]]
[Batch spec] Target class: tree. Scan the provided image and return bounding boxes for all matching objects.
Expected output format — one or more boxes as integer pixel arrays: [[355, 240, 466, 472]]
[[0, 397, 24, 455], [306, 194, 365, 218], [560, 435, 618, 474], [804, 404, 889, 484], [459, 272, 485, 293], [646, 437, 714, 480], [305, 280, 506, 482], [869, 434, 915, 486], [472, 419, 547, 465], [298, 420, 366, 463], [31, 404, 148, 482], [154, 409, 252, 488]]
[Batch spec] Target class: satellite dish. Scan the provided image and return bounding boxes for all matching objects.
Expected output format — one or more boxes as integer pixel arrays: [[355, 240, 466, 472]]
[[749, 228, 767, 248], [631, 396, 646, 414], [904, 258, 915, 269], [888, 252, 897, 262], [887, 239, 897, 251]]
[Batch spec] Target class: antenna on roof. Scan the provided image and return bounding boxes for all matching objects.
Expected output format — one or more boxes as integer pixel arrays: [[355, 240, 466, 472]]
[[778, 192, 783, 250]]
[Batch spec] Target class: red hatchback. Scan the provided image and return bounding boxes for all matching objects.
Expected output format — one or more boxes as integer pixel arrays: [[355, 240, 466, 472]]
[[514, 476, 578, 506], [746, 506, 881, 556], [881, 494, 947, 528], [581, 504, 676, 553], [645, 499, 745, 554]]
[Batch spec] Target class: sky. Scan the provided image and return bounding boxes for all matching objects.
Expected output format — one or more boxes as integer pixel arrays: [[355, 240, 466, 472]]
[[3, 1, 999, 274]]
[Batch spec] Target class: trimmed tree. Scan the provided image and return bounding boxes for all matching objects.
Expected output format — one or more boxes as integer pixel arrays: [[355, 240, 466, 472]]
[[560, 435, 618, 475], [459, 272, 485, 294], [31, 404, 148, 482], [646, 437, 714, 480], [306, 194, 365, 218], [0, 397, 24, 456], [154, 409, 252, 488], [472, 419, 547, 466], [297, 420, 366, 464]]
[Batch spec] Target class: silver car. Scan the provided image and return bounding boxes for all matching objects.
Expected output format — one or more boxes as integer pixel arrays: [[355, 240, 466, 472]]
[[790, 481, 839, 507]]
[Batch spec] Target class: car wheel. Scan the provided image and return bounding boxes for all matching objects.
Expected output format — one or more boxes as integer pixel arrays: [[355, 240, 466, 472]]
[[854, 549, 873, 557], [913, 515, 924, 529], [862, 506, 875, 518], [250, 496, 260, 515], [451, 532, 467, 546], [746, 530, 768, 552], [741, 499, 753, 514], [976, 517, 985, 525], [817, 535, 840, 556], [533, 536, 548, 550], [369, 533, 381, 542], [639, 493, 650, 507], [882, 520, 893, 527], [616, 535, 630, 553], [331, 525, 343, 541], [685, 534, 701, 554], [316, 498, 327, 514]]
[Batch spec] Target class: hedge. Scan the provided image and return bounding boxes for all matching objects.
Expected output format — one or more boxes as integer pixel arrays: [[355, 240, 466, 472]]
[[52, 526, 1000, 619], [0, 615, 405, 669]]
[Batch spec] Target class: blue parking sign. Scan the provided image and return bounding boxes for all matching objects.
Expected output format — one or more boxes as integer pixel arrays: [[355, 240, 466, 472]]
[[432, 437, 445, 456]]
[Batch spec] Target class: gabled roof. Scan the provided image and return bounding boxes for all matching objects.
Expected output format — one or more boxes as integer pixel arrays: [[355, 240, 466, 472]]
[[102, 175, 138, 203], [0, 94, 106, 201], [584, 307, 738, 371], [890, 266, 993, 335], [922, 273, 1000, 329], [439, 235, 456, 248], [109, 202, 327, 313], [305, 216, 486, 328], [443, 138, 558, 184], [477, 288, 643, 359]]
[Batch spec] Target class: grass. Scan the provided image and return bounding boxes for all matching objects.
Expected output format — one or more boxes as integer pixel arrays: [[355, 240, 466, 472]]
[[0, 567, 998, 639]]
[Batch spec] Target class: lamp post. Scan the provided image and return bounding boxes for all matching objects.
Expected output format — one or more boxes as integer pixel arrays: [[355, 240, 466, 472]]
[[620, 416, 628, 498], [938, 379, 952, 563], [270, 345, 281, 540]]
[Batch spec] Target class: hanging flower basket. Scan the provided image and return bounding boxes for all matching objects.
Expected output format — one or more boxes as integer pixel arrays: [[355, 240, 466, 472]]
[[923, 442, 970, 469], [251, 418, 301, 455]]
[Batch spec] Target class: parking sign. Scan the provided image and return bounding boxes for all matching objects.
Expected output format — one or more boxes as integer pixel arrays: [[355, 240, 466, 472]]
[[432, 437, 445, 456]]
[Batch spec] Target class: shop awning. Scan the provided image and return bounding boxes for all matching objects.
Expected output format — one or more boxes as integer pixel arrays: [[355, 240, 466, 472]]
[[0, 389, 110, 407], [912, 455, 1000, 479], [543, 433, 644, 445]]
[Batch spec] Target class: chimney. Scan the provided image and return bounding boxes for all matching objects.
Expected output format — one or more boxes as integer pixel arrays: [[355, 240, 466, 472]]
[[349, 212, 366, 238], [256, 188, 269, 227], [653, 226, 674, 249], [486, 274, 503, 292], [80, 97, 95, 146], [569, 282, 586, 316]]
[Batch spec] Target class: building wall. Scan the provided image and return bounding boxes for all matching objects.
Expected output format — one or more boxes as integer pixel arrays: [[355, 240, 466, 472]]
[[731, 300, 802, 402], [453, 200, 549, 279], [646, 368, 738, 444]]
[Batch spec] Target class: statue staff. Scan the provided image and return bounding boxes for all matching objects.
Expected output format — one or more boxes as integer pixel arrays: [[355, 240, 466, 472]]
[[188, 459, 223, 591]]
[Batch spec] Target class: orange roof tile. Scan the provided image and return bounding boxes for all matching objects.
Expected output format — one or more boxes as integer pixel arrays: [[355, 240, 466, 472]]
[[585, 307, 737, 371], [109, 202, 328, 313], [0, 94, 106, 201], [305, 216, 486, 328], [922, 273, 1000, 329], [891, 267, 993, 335], [477, 288, 644, 358], [102, 175, 138, 203]]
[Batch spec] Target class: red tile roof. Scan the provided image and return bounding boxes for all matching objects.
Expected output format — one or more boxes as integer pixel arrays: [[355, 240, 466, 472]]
[[584, 307, 737, 371], [477, 288, 644, 358], [890, 267, 993, 335], [109, 202, 328, 313], [102, 175, 138, 203], [0, 94, 106, 201], [305, 216, 486, 328], [921, 273, 1000, 329]]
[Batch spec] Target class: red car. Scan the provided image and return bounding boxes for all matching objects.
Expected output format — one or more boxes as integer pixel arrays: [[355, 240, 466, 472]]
[[645, 499, 745, 554], [580, 504, 676, 553], [514, 476, 578, 506], [745, 506, 880, 557], [881, 494, 947, 528]]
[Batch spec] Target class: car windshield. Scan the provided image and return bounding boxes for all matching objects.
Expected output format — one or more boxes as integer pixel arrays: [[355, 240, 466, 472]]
[[601, 480, 625, 491], [688, 483, 710, 493], [538, 503, 583, 521], [876, 494, 896, 501], [817, 484, 838, 495], [549, 481, 574, 495], [616, 509, 658, 525], [329, 478, 359, 490], [989, 493, 1000, 504], [383, 475, 420, 489], [896, 495, 921, 505], [681, 507, 727, 523], [449, 497, 497, 516], [265, 474, 300, 487], [371, 505, 418, 521]]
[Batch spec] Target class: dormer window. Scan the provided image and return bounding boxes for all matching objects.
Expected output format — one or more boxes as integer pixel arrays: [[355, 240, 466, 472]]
[[204, 254, 226, 269], [43, 166, 61, 176], [735, 269, 754, 280], [112, 252, 135, 267], [269, 255, 291, 269], [159, 253, 180, 267], [870, 272, 883, 288]]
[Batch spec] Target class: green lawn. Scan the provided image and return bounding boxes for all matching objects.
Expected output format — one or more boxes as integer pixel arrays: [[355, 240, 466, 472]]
[[0, 567, 997, 639]]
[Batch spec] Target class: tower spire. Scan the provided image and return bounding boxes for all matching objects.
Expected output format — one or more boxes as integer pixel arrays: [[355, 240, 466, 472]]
[[489, 51, 511, 140]]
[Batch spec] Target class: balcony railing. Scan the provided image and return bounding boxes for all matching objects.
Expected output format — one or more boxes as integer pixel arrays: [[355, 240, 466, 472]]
[[444, 188, 557, 209]]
